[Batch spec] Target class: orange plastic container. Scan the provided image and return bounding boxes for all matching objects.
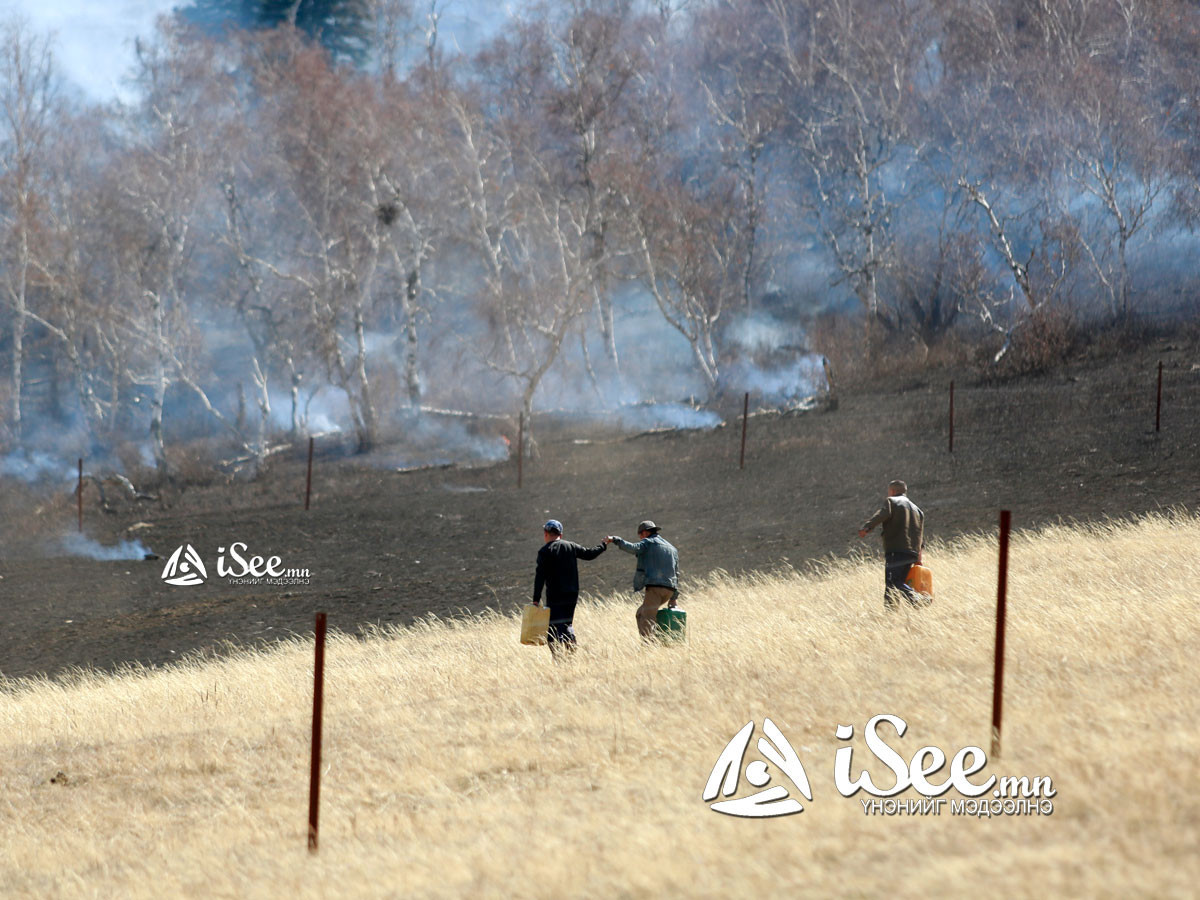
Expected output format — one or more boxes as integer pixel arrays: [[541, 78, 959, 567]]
[[905, 564, 933, 599], [520, 604, 550, 645]]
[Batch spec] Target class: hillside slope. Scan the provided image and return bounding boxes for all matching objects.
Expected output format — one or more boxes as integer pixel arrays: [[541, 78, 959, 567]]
[[1, 516, 1197, 898], [1, 338, 1198, 679]]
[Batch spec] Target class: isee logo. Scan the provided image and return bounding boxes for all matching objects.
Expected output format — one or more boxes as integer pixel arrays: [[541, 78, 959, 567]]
[[161, 541, 312, 586], [704, 715, 1056, 820], [161, 544, 207, 586], [703, 719, 813, 818]]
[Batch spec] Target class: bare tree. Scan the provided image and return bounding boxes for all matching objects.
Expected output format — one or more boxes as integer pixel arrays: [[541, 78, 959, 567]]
[[210, 33, 331, 448], [370, 0, 416, 83], [932, 0, 1084, 354], [692, 0, 786, 311], [507, 2, 651, 381], [619, 163, 741, 394], [372, 71, 451, 412], [445, 79, 592, 450], [1160, 1, 1200, 231], [26, 107, 126, 442], [766, 0, 931, 349], [880, 223, 981, 348], [246, 39, 395, 450], [370, 0, 454, 81], [120, 24, 249, 473], [0, 18, 55, 444], [1051, 2, 1183, 320], [219, 172, 306, 452], [228, 36, 450, 450]]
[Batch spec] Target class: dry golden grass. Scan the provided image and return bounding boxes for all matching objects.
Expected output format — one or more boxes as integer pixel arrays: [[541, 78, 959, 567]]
[[2, 514, 1198, 898]]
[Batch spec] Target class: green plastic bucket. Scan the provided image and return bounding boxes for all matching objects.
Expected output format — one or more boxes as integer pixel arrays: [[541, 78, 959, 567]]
[[655, 606, 687, 643]]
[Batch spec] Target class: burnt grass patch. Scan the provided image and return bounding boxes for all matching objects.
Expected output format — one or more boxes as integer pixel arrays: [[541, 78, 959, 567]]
[[2, 337, 1198, 680]]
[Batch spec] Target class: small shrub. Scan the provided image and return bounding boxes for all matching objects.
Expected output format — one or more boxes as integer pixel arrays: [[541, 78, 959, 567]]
[[988, 304, 1080, 377]]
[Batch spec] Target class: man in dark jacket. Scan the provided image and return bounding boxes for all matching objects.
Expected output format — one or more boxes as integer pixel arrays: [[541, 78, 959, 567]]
[[858, 481, 926, 609], [533, 519, 607, 656]]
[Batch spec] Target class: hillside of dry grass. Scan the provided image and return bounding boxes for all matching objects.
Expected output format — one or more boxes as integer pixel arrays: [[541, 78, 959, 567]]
[[2, 514, 1197, 898]]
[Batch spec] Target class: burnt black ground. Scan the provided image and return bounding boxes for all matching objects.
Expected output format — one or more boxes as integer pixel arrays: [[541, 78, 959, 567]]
[[2, 336, 1198, 680]]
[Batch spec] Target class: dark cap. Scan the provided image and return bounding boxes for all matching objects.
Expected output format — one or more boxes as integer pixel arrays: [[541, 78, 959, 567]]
[[543, 519, 563, 534], [637, 520, 659, 534]]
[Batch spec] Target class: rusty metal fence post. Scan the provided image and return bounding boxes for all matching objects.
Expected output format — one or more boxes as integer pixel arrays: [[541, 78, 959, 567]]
[[949, 382, 955, 453], [991, 511, 1011, 759], [1156, 361, 1163, 433], [308, 612, 327, 852], [739, 393, 749, 470], [305, 437, 315, 511]]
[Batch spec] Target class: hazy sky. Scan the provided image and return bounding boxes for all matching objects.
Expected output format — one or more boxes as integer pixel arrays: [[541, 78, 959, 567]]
[[8, 1, 514, 102], [8, 1, 180, 100]]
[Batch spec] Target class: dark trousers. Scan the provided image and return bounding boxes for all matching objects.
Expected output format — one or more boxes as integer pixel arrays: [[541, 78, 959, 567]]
[[884, 550, 920, 609], [547, 593, 578, 656]]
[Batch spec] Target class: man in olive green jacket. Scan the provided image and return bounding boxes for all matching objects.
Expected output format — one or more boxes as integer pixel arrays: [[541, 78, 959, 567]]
[[858, 480, 925, 609]]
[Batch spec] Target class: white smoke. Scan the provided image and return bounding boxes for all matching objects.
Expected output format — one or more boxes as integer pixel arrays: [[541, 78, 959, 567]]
[[364, 416, 510, 470], [722, 357, 826, 407], [267, 387, 347, 435], [1, 452, 76, 484], [59, 533, 151, 561], [614, 403, 722, 432], [721, 310, 826, 407], [726, 310, 808, 354]]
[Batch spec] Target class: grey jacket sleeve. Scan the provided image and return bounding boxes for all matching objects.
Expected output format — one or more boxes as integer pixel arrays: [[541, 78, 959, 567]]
[[611, 537, 643, 555]]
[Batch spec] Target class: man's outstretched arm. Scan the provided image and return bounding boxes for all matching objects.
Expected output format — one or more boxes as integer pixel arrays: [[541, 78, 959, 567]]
[[858, 503, 890, 538], [608, 536, 642, 554], [574, 541, 608, 561]]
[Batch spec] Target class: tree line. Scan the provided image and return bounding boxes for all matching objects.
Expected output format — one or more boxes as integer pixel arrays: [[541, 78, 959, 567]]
[[2, 0, 1198, 472]]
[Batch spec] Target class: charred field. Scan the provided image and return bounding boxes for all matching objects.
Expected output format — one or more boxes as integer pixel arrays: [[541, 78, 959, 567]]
[[1, 336, 1198, 682]]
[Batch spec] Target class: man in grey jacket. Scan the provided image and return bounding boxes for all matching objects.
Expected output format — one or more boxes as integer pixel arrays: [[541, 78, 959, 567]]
[[858, 480, 926, 609], [606, 520, 679, 639]]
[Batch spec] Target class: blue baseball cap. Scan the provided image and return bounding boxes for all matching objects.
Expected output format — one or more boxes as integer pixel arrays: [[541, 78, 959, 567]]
[[543, 519, 563, 534]]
